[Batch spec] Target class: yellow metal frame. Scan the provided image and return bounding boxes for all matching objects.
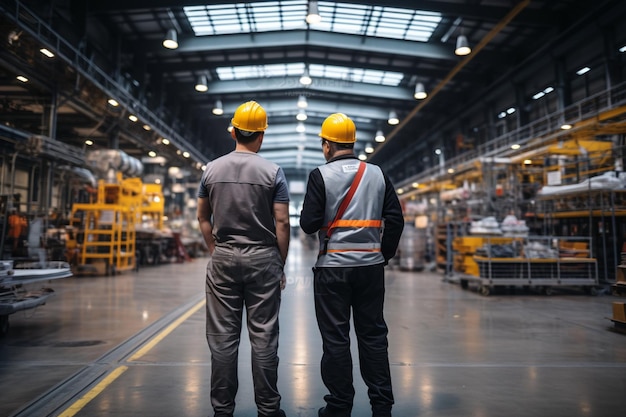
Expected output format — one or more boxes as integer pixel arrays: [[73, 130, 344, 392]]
[[70, 202, 136, 273], [141, 183, 165, 230]]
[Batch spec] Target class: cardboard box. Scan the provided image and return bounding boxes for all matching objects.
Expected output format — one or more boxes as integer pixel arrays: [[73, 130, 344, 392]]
[[612, 302, 626, 322]]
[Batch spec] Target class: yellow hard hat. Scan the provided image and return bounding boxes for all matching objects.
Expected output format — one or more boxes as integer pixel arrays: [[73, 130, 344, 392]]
[[319, 113, 356, 143], [231, 101, 268, 133]]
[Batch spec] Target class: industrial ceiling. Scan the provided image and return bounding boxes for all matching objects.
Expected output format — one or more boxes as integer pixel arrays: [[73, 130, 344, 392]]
[[1, 0, 625, 187]]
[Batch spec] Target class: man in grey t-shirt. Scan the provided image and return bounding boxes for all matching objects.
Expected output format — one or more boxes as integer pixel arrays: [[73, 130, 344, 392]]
[[197, 101, 290, 417]]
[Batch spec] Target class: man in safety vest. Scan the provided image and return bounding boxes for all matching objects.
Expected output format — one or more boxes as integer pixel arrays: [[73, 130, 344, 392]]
[[300, 113, 404, 417], [197, 100, 290, 417]]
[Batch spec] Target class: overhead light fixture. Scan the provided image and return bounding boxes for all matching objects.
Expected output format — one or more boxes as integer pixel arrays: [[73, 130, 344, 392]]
[[195, 75, 208, 92], [84, 139, 94, 146], [7, 30, 20, 45], [533, 86, 553, 100], [39, 48, 54, 58], [300, 68, 312, 85], [296, 109, 308, 121], [576, 67, 591, 76], [148, 150, 157, 157], [455, 35, 471, 56], [297, 95, 308, 108], [388, 111, 399, 125], [560, 123, 572, 130], [128, 114, 138, 122], [161, 138, 170, 145], [212, 99, 224, 115], [375, 130, 385, 143], [365, 143, 374, 153], [162, 29, 178, 49], [143, 124, 151, 131], [227, 125, 233, 133], [306, 1, 322, 24], [182, 151, 190, 158], [108, 98, 119, 107], [619, 45, 626, 53], [524, 159, 532, 165], [16, 75, 28, 83], [296, 122, 306, 133], [358, 153, 367, 161], [414, 82, 427, 100], [511, 144, 521, 150]]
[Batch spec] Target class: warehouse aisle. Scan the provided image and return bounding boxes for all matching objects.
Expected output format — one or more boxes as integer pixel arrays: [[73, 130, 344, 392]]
[[1, 238, 626, 417]]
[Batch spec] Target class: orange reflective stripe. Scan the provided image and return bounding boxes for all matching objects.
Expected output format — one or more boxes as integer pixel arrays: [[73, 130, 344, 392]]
[[321, 220, 381, 230], [332, 220, 382, 228], [322, 248, 382, 254]]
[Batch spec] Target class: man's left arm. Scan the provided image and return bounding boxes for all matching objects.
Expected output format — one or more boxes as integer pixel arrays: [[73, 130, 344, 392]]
[[381, 174, 404, 263]]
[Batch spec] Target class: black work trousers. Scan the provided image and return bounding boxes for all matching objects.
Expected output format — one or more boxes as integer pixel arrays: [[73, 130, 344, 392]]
[[313, 263, 394, 417]]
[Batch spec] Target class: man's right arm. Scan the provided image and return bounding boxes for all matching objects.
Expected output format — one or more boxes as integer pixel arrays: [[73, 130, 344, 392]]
[[299, 169, 325, 235], [196, 197, 215, 254]]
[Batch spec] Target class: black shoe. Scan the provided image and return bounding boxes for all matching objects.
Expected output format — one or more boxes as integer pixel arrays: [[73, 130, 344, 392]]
[[318, 406, 350, 417], [259, 409, 286, 417]]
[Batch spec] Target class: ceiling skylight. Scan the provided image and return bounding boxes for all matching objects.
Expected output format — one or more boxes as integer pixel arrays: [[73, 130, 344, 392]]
[[309, 64, 403, 86], [184, 1, 441, 42], [317, 3, 442, 42], [217, 63, 305, 80], [216, 63, 403, 86], [184, 1, 307, 36]]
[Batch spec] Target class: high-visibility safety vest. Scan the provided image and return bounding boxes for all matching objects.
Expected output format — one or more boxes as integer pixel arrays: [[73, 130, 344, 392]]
[[316, 159, 386, 267]]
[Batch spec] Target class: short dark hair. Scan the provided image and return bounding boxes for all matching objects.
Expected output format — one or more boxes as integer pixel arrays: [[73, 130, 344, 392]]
[[234, 128, 263, 144], [327, 140, 354, 151]]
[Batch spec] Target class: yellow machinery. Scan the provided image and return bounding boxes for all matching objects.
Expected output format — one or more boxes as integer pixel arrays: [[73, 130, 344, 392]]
[[141, 183, 164, 230], [69, 173, 146, 275]]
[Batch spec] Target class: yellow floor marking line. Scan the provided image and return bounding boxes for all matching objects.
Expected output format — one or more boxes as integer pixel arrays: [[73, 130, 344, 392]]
[[128, 298, 206, 361], [57, 298, 206, 417], [57, 366, 129, 417]]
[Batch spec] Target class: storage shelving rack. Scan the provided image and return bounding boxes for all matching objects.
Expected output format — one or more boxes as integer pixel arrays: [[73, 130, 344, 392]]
[[461, 236, 598, 295], [394, 82, 626, 289]]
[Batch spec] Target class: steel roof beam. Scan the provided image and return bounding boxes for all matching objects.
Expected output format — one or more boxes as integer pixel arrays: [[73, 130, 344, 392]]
[[174, 30, 454, 61], [211, 99, 392, 121], [204, 77, 413, 101]]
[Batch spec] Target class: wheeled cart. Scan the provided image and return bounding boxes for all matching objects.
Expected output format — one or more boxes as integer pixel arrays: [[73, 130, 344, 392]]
[[457, 236, 598, 295], [0, 260, 72, 337]]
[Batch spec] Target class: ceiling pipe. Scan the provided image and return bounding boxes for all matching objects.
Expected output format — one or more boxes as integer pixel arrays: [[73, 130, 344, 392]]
[[370, 0, 531, 160]]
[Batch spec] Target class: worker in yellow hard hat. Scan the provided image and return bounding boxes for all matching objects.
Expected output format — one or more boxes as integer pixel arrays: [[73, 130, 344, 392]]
[[300, 112, 404, 417], [230, 99, 269, 139], [197, 100, 289, 417]]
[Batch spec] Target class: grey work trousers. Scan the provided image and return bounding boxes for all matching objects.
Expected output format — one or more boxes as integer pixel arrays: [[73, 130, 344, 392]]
[[205, 245, 283, 417]]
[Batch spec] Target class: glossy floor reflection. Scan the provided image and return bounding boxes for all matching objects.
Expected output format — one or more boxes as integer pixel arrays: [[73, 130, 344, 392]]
[[1, 238, 625, 417]]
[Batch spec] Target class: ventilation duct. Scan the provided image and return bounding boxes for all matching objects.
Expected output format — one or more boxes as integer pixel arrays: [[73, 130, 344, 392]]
[[86, 149, 143, 182]]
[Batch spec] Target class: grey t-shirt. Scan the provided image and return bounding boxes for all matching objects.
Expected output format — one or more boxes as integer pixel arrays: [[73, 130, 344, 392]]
[[198, 151, 289, 246]]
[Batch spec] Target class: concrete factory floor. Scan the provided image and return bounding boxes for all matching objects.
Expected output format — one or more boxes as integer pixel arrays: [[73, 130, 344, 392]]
[[1, 239, 625, 417]]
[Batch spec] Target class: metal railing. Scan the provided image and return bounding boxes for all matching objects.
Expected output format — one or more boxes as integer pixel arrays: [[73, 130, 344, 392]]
[[0, 0, 210, 167], [397, 80, 626, 192]]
